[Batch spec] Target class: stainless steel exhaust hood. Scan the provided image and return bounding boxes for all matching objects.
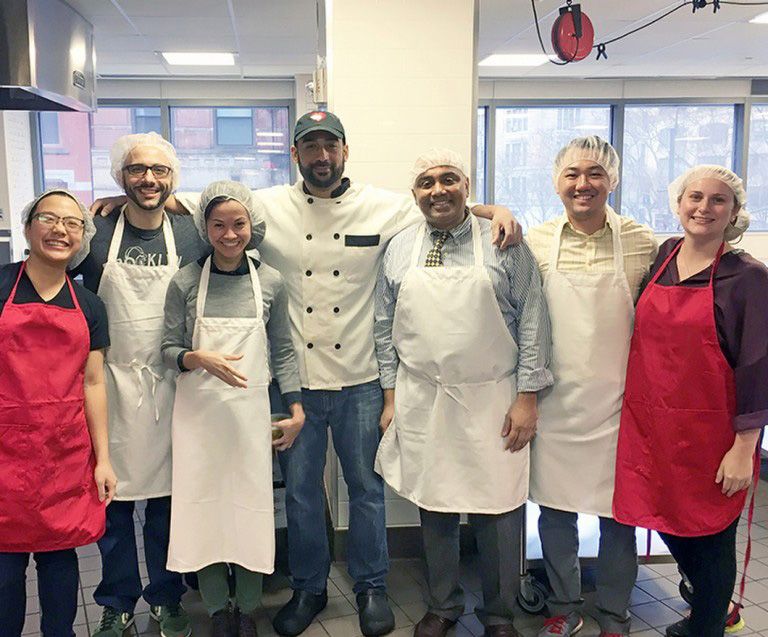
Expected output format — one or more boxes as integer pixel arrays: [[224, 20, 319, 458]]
[[0, 0, 96, 112]]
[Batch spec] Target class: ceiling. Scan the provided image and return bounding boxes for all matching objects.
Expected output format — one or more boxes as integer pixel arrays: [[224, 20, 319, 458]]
[[63, 0, 768, 80]]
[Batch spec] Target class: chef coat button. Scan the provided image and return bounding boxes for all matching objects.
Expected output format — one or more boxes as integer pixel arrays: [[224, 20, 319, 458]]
[[333, 306, 340, 313], [333, 270, 340, 276], [335, 343, 341, 350], [306, 270, 312, 277], [306, 307, 313, 313], [307, 343, 314, 349], [334, 233, 340, 240], [308, 197, 314, 204], [306, 234, 312, 240]]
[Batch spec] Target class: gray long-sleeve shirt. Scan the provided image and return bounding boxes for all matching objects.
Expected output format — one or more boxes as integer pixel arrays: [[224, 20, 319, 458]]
[[374, 214, 553, 392], [162, 254, 301, 403]]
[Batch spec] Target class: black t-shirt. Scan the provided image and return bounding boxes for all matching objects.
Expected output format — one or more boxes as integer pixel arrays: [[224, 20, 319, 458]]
[[0, 262, 110, 350], [72, 211, 206, 292]]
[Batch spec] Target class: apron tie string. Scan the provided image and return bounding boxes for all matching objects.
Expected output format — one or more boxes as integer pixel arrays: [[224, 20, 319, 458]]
[[129, 359, 164, 422], [400, 364, 515, 411]]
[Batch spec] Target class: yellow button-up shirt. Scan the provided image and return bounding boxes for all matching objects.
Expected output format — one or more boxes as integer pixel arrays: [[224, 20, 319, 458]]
[[526, 208, 658, 301]]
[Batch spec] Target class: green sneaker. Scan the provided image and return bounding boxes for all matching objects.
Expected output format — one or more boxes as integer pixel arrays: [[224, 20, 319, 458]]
[[91, 607, 135, 637], [150, 603, 193, 637]]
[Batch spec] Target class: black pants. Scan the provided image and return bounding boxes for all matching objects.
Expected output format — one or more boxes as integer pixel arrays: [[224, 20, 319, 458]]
[[0, 549, 79, 637], [659, 517, 739, 637]]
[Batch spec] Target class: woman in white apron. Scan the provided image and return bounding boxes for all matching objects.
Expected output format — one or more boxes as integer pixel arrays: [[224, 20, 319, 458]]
[[161, 180, 304, 636]]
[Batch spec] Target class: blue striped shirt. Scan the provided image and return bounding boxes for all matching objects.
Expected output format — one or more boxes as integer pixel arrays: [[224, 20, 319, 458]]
[[374, 213, 553, 392]]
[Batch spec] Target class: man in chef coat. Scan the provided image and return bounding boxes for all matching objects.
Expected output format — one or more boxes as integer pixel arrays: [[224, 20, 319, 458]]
[[374, 148, 553, 637], [91, 112, 520, 637], [76, 133, 203, 637], [526, 137, 657, 637]]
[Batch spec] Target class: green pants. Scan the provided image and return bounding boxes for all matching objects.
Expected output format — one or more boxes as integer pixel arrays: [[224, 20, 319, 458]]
[[197, 562, 264, 615]]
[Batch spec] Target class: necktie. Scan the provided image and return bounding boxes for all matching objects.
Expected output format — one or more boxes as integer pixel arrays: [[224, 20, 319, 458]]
[[424, 231, 450, 267]]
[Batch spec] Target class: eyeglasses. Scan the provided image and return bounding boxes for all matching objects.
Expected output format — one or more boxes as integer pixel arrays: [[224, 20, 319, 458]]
[[123, 163, 172, 178], [32, 212, 86, 232]]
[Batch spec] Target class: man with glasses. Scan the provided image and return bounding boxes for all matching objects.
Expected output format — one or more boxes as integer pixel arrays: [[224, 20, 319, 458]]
[[75, 132, 204, 637]]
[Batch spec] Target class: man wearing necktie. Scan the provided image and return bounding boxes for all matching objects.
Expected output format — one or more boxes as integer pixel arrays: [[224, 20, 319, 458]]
[[373, 148, 553, 637]]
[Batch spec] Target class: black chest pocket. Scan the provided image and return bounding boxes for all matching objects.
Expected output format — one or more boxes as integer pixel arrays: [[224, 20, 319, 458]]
[[344, 234, 380, 247]]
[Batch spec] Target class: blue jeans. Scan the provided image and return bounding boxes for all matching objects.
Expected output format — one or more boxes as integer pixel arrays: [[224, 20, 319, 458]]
[[275, 380, 388, 595], [94, 497, 185, 612], [0, 549, 78, 637]]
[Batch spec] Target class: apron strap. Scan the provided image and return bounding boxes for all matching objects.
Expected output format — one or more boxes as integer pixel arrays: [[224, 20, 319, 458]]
[[409, 223, 428, 269], [107, 209, 179, 265], [408, 214, 483, 270], [652, 239, 726, 287], [6, 262, 83, 314], [197, 255, 263, 319], [130, 358, 164, 422], [736, 443, 762, 610], [548, 206, 626, 274]]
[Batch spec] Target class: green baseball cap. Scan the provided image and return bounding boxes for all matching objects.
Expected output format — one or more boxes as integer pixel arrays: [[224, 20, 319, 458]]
[[293, 111, 346, 143]]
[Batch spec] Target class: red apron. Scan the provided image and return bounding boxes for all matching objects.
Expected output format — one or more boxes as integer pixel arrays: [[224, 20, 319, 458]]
[[0, 263, 105, 552], [613, 240, 746, 537]]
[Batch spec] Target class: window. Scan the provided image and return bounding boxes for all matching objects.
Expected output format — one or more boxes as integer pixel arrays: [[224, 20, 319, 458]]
[[215, 108, 254, 146], [171, 106, 291, 191], [493, 106, 611, 230], [622, 105, 735, 233], [476, 107, 486, 203], [39, 112, 93, 203], [748, 104, 768, 232], [134, 107, 162, 134], [39, 113, 60, 145]]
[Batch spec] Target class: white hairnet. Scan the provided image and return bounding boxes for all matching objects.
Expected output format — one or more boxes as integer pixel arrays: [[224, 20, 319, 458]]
[[109, 131, 181, 191], [21, 189, 96, 269], [196, 180, 266, 250], [552, 136, 620, 191], [668, 164, 749, 241], [411, 148, 468, 186]]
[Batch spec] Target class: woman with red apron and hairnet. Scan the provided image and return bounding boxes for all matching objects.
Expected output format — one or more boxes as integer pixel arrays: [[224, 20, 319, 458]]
[[614, 165, 768, 637], [0, 190, 116, 636]]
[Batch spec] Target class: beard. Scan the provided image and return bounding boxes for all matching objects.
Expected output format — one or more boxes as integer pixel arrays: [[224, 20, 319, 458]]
[[125, 181, 172, 211], [299, 158, 345, 191]]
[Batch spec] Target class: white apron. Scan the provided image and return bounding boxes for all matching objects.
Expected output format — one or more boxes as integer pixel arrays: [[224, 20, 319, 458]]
[[98, 210, 178, 500], [375, 215, 528, 514], [167, 256, 274, 574], [529, 208, 634, 517]]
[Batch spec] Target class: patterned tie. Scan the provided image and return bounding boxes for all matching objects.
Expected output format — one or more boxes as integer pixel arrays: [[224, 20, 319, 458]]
[[424, 231, 450, 267]]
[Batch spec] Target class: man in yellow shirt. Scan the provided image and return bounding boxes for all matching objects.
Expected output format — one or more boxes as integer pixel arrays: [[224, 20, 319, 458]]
[[526, 137, 657, 637]]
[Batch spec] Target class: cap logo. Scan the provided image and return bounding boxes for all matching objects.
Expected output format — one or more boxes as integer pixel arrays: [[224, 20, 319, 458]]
[[309, 112, 326, 121]]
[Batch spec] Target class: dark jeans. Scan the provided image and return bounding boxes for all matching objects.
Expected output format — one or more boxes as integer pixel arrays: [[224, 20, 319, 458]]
[[273, 380, 388, 595], [659, 517, 739, 637], [94, 497, 185, 612], [0, 549, 79, 637]]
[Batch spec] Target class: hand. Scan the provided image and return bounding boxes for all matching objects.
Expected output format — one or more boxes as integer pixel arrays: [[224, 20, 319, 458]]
[[489, 205, 522, 249], [273, 403, 305, 451], [184, 350, 248, 388], [501, 393, 538, 452], [90, 195, 127, 217], [716, 440, 755, 497], [94, 460, 118, 505], [380, 388, 395, 433]]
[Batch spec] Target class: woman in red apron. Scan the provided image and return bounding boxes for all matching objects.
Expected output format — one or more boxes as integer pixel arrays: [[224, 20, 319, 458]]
[[0, 190, 117, 636], [614, 165, 768, 637]]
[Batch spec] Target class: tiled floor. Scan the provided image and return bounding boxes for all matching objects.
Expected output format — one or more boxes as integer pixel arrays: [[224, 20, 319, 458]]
[[20, 481, 768, 637]]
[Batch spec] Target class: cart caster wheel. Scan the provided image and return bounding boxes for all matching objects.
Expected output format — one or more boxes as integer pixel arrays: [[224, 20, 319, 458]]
[[679, 577, 694, 605], [518, 577, 547, 614]]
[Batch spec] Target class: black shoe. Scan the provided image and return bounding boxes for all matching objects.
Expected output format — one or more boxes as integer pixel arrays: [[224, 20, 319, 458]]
[[211, 606, 236, 637], [236, 607, 259, 637], [665, 617, 689, 637], [272, 590, 328, 636], [357, 589, 395, 637]]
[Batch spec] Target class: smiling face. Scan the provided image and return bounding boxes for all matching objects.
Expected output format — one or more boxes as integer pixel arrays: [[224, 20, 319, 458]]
[[412, 165, 470, 230], [122, 145, 173, 212], [556, 160, 611, 223], [206, 199, 252, 262], [25, 194, 84, 266], [677, 178, 739, 241], [291, 131, 348, 192]]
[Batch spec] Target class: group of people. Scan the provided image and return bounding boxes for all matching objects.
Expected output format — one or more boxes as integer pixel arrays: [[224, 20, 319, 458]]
[[0, 109, 765, 637]]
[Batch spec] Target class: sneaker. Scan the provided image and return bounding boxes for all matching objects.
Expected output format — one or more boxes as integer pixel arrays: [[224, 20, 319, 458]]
[[91, 607, 135, 637], [150, 603, 193, 637], [236, 607, 260, 637], [538, 613, 583, 637], [726, 604, 745, 633]]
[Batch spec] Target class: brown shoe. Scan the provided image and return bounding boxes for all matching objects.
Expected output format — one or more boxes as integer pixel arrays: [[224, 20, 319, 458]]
[[484, 624, 521, 637], [413, 612, 457, 637]]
